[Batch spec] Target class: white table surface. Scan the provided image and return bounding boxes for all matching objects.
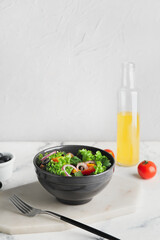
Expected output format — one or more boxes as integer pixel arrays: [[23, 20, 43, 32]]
[[0, 141, 160, 240]]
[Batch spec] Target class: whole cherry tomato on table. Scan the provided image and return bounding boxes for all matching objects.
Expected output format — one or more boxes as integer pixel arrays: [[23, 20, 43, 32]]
[[104, 149, 115, 159], [138, 160, 157, 179]]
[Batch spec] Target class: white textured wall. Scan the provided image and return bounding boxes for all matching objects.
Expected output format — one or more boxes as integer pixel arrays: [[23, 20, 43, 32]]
[[0, 0, 160, 141]]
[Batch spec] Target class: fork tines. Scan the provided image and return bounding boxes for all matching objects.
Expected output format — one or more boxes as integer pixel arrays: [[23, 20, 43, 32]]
[[9, 195, 32, 214]]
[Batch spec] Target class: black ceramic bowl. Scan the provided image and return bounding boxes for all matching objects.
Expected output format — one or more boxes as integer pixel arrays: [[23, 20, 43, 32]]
[[33, 145, 115, 205]]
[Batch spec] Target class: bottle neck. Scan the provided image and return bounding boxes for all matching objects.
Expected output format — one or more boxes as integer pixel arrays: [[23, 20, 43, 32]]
[[122, 62, 135, 89], [118, 62, 138, 113]]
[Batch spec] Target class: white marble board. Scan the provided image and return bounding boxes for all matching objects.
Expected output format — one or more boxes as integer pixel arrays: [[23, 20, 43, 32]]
[[0, 175, 141, 235]]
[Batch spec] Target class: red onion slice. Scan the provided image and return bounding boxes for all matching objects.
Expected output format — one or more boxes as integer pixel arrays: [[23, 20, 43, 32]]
[[41, 151, 57, 161], [62, 164, 78, 177], [76, 162, 88, 171], [85, 161, 95, 164]]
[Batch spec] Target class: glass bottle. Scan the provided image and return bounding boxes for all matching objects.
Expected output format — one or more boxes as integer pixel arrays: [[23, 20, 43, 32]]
[[116, 62, 140, 166]]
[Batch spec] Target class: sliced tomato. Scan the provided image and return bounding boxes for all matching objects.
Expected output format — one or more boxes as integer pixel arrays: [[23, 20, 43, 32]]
[[51, 157, 59, 163], [40, 164, 45, 169], [81, 166, 95, 175], [104, 149, 115, 158], [66, 153, 74, 158]]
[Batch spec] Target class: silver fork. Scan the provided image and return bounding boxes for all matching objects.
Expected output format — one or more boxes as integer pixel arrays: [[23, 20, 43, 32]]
[[9, 195, 120, 240]]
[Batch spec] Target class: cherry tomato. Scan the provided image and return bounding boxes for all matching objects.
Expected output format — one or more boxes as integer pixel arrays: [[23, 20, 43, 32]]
[[138, 161, 157, 179], [81, 166, 95, 175], [104, 149, 115, 159]]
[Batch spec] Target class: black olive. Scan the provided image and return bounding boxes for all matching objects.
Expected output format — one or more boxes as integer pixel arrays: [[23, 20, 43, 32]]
[[79, 166, 84, 171], [0, 154, 11, 163]]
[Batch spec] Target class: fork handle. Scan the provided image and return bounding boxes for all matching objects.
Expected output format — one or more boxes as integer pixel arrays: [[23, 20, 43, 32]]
[[45, 211, 120, 240]]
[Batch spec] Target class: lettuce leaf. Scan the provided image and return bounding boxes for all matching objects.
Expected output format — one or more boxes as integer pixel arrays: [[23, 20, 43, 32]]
[[78, 149, 95, 162]]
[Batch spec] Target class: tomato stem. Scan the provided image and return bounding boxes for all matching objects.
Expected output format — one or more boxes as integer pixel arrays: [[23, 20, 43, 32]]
[[143, 160, 148, 165]]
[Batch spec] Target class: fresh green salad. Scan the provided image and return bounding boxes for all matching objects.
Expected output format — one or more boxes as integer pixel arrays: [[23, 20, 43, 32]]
[[37, 149, 111, 177]]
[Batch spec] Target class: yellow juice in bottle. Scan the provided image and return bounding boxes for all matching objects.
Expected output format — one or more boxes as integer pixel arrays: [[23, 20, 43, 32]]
[[117, 112, 140, 166]]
